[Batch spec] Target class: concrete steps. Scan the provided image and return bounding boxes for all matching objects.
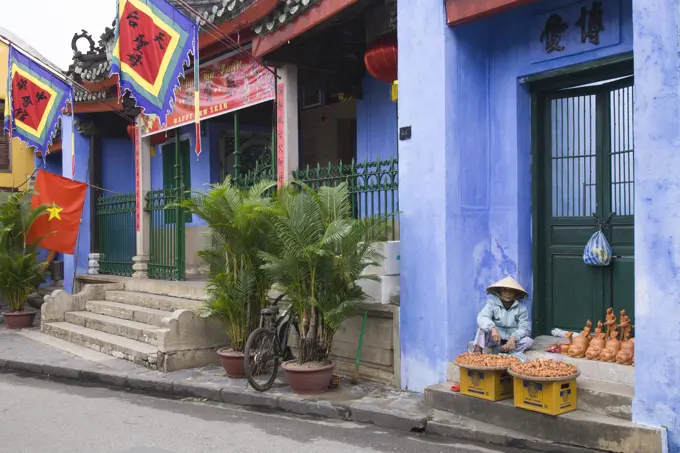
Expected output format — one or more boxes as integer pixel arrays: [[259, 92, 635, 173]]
[[41, 277, 226, 372], [105, 290, 202, 312], [85, 300, 170, 327], [425, 383, 664, 453], [64, 311, 167, 346], [42, 322, 159, 369], [428, 409, 593, 453]]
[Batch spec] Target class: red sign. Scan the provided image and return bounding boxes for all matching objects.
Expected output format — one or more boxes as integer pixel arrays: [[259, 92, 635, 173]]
[[276, 81, 285, 187], [119, 1, 169, 86], [11, 73, 52, 131], [141, 53, 275, 136]]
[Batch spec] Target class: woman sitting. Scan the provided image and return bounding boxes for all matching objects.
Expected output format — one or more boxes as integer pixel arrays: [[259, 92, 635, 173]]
[[470, 277, 533, 354]]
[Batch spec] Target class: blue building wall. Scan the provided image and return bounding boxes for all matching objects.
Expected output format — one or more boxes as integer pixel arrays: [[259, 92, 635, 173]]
[[61, 115, 91, 293], [632, 0, 680, 449], [356, 75, 397, 162], [398, 0, 633, 390], [101, 137, 135, 194], [400, 0, 680, 448]]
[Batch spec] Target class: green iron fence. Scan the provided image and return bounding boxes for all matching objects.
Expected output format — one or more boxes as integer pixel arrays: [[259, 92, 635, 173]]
[[293, 157, 399, 240], [234, 160, 275, 190], [95, 193, 136, 276], [146, 188, 186, 281]]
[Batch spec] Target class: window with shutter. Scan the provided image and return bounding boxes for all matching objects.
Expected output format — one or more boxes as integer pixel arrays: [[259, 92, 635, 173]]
[[0, 101, 9, 172]]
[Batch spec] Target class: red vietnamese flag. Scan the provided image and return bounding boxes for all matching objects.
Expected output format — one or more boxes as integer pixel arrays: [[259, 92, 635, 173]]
[[27, 170, 87, 254]]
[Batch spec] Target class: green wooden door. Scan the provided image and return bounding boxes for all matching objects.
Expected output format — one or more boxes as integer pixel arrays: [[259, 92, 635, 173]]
[[147, 136, 189, 281], [535, 76, 634, 334]]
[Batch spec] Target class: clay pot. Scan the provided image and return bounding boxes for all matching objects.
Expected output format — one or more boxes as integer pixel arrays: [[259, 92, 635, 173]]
[[217, 349, 247, 378], [616, 340, 634, 365], [3, 310, 36, 329], [281, 361, 335, 395], [585, 338, 606, 360], [599, 339, 621, 363]]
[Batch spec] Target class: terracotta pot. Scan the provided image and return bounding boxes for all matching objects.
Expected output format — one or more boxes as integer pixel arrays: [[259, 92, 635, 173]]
[[281, 361, 335, 395], [217, 349, 247, 378], [3, 310, 36, 329]]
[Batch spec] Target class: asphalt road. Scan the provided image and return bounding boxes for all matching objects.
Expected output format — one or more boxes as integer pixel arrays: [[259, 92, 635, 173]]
[[0, 373, 528, 453]]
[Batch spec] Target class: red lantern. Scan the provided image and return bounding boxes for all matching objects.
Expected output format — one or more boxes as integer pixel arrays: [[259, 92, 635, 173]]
[[364, 34, 398, 83]]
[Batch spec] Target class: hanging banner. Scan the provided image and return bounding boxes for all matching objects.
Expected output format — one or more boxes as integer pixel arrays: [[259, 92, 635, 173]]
[[112, 0, 196, 122], [4, 46, 71, 153], [140, 53, 275, 137]]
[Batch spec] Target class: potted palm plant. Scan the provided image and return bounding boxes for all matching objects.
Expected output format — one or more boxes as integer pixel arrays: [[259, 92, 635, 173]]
[[180, 177, 276, 377], [0, 192, 48, 329], [260, 182, 385, 394]]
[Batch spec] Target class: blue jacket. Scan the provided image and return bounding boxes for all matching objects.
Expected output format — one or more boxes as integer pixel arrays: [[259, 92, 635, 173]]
[[477, 294, 531, 341]]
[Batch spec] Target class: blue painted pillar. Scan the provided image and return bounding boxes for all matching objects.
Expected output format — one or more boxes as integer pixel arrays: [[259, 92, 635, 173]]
[[61, 114, 91, 293], [397, 0, 456, 391], [633, 0, 680, 450]]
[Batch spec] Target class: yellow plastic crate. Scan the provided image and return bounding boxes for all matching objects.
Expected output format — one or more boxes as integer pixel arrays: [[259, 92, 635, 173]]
[[459, 367, 513, 401], [512, 376, 578, 415]]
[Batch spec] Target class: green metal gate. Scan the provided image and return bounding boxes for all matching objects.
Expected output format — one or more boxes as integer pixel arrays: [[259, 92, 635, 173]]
[[95, 193, 136, 276], [146, 135, 188, 280], [534, 75, 634, 334]]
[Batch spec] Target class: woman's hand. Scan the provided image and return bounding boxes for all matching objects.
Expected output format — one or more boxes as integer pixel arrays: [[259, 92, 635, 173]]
[[491, 328, 501, 344], [506, 336, 516, 351]]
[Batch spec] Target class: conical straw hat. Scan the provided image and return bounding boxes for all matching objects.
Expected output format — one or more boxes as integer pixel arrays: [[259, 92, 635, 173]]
[[486, 277, 528, 299]]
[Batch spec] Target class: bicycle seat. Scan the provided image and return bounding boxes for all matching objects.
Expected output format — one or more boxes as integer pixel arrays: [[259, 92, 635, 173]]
[[261, 307, 279, 315]]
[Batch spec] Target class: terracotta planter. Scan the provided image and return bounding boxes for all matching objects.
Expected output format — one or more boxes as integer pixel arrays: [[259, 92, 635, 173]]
[[3, 310, 36, 329], [217, 348, 247, 378], [281, 361, 335, 395]]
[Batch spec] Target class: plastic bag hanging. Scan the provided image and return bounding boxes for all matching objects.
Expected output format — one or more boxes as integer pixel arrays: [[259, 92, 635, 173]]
[[583, 214, 614, 266]]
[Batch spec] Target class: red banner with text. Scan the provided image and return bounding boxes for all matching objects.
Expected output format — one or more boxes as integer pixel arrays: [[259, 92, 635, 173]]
[[140, 53, 275, 136]]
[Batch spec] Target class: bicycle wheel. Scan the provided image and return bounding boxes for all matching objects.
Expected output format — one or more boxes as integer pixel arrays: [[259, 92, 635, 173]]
[[244, 327, 280, 392]]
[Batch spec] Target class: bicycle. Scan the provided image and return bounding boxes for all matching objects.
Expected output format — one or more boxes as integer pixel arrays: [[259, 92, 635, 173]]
[[244, 294, 299, 392]]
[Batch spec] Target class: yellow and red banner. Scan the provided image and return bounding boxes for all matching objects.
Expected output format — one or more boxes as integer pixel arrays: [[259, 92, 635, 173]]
[[27, 170, 87, 255], [112, 0, 196, 123], [3, 46, 71, 153], [140, 53, 276, 137]]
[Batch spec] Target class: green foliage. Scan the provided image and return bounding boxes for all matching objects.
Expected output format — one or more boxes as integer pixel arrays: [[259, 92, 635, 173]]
[[179, 177, 277, 352], [260, 181, 387, 364], [0, 192, 48, 312]]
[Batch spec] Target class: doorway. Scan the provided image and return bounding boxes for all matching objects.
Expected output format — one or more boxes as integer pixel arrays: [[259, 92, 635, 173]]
[[533, 70, 634, 334]]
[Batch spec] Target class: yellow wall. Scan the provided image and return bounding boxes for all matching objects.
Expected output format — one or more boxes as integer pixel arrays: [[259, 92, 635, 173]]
[[0, 41, 35, 190]]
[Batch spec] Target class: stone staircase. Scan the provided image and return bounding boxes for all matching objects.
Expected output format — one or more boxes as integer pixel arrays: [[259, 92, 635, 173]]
[[40, 277, 226, 371], [425, 336, 665, 453]]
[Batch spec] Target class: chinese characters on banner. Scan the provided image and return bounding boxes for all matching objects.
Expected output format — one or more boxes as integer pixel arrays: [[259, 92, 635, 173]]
[[112, 0, 196, 122], [4, 46, 71, 153], [140, 53, 276, 136], [537, 1, 611, 58]]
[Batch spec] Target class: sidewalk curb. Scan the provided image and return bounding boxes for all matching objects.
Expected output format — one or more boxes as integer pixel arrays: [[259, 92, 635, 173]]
[[0, 357, 427, 433], [0, 357, 596, 452]]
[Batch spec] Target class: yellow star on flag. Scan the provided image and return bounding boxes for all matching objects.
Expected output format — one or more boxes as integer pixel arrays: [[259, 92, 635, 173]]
[[46, 202, 63, 222]]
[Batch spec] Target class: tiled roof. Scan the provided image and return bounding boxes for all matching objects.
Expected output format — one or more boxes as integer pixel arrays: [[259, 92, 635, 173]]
[[253, 0, 322, 36], [172, 0, 257, 25]]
